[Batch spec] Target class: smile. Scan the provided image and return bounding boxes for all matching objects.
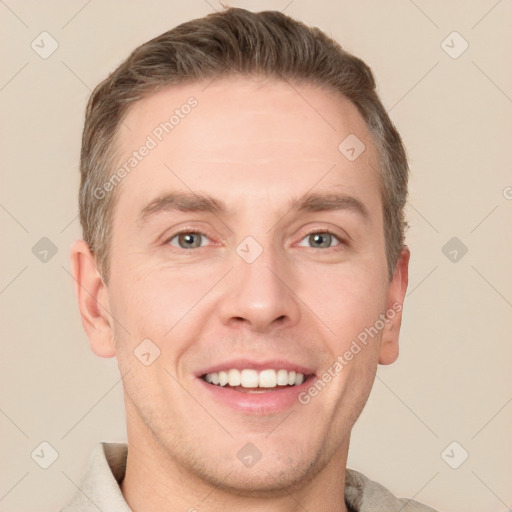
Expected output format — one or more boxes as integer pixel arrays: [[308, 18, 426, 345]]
[[202, 368, 308, 390]]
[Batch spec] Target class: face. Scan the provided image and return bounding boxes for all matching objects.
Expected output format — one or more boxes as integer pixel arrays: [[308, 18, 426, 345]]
[[73, 76, 409, 495]]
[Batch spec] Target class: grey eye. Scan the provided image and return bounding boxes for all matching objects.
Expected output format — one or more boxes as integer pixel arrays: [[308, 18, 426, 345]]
[[169, 232, 207, 249], [298, 232, 341, 249]]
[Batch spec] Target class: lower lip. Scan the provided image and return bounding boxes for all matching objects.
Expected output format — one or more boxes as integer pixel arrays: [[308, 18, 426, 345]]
[[197, 376, 316, 414]]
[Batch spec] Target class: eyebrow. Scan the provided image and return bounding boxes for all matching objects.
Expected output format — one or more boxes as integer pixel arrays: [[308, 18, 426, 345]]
[[137, 190, 369, 226]]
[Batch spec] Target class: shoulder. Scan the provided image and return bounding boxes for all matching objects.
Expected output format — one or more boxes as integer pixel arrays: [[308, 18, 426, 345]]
[[345, 468, 440, 512]]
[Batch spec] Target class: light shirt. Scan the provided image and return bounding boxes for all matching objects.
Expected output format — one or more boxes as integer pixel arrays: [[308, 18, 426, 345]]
[[60, 443, 439, 512]]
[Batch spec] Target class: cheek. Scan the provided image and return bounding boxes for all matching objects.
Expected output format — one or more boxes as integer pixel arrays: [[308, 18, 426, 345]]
[[298, 262, 388, 344], [107, 266, 215, 358], [337, 353, 379, 427]]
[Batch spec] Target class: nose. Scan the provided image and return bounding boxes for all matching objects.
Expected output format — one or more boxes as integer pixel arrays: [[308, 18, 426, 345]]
[[218, 241, 301, 333]]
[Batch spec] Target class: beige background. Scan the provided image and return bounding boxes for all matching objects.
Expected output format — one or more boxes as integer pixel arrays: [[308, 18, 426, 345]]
[[1, 1, 511, 511]]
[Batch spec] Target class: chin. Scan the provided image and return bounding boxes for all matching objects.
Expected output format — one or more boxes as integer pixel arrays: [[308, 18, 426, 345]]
[[175, 443, 328, 499], [201, 459, 320, 498]]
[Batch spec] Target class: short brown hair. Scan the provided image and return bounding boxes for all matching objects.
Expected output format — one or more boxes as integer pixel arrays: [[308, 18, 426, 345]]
[[79, 7, 408, 283]]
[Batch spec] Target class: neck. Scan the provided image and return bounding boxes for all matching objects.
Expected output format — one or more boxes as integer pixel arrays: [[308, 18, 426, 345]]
[[120, 404, 350, 512], [121, 443, 349, 511], [121, 454, 349, 512]]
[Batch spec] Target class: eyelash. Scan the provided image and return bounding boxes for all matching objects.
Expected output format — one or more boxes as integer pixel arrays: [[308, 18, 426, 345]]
[[164, 228, 346, 251]]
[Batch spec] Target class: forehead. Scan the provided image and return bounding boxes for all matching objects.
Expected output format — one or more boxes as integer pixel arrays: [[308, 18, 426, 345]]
[[112, 77, 381, 219], [119, 76, 373, 156]]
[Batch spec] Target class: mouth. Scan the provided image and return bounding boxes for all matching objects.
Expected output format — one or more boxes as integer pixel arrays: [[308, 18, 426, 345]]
[[196, 363, 317, 414], [200, 368, 315, 393]]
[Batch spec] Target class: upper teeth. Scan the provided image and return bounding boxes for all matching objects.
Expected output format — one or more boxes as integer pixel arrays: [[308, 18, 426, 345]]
[[204, 369, 305, 388]]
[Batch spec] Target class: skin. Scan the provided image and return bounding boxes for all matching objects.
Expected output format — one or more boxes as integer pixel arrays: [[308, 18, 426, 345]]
[[71, 76, 409, 512]]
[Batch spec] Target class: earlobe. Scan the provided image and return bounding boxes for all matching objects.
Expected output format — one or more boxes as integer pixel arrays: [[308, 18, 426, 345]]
[[378, 246, 410, 365], [70, 240, 116, 358]]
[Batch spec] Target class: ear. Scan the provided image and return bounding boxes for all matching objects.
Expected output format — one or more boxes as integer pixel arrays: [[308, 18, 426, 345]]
[[378, 245, 410, 365], [70, 240, 116, 358]]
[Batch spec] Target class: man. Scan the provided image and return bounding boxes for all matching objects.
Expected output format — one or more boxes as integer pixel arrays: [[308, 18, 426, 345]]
[[63, 7, 439, 512]]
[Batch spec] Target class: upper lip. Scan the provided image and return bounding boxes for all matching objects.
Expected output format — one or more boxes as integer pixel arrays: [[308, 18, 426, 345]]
[[195, 358, 316, 377]]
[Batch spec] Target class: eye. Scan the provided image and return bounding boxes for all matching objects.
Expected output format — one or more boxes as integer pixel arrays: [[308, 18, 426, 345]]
[[297, 230, 343, 249], [167, 231, 210, 249]]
